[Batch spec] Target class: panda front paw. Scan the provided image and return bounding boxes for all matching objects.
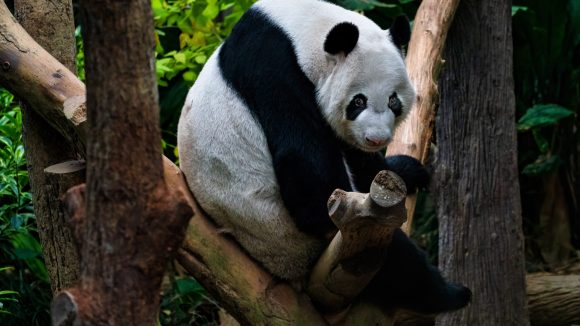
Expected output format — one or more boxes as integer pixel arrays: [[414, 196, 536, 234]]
[[432, 282, 472, 313], [384, 155, 429, 194]]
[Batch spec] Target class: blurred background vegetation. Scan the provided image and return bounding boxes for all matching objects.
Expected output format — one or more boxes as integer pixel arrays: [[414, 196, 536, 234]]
[[0, 0, 578, 324]]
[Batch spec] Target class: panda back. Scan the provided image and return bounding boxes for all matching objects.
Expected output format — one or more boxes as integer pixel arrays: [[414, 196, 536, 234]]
[[178, 49, 325, 281]]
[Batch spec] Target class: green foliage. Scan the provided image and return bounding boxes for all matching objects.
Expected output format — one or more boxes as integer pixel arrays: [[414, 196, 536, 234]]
[[0, 89, 51, 324], [153, 0, 254, 87], [153, 0, 256, 161], [521, 155, 562, 176], [0, 269, 19, 316], [517, 104, 574, 131], [160, 275, 218, 325], [513, 0, 580, 176], [75, 26, 86, 81]]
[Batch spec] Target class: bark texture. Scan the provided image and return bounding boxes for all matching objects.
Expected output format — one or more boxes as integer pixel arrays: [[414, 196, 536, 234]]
[[13, 0, 81, 294], [435, 0, 529, 325], [528, 273, 580, 326], [50, 0, 193, 324], [385, 0, 460, 233]]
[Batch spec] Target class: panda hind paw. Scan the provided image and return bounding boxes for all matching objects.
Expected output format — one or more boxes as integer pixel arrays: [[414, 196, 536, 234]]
[[430, 282, 472, 314]]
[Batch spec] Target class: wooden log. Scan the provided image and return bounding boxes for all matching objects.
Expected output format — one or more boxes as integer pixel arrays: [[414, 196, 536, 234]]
[[40, 160, 85, 293], [385, 0, 461, 233], [14, 0, 82, 295], [167, 158, 327, 325], [527, 273, 580, 326], [308, 171, 407, 313], [393, 272, 580, 326], [0, 1, 87, 151]]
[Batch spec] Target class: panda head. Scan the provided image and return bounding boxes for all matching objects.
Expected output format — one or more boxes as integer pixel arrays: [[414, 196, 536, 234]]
[[316, 16, 415, 152]]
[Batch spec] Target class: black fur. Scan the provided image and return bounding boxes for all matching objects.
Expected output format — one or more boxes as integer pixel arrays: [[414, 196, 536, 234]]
[[218, 7, 469, 314], [388, 92, 403, 117], [324, 22, 359, 56], [342, 147, 429, 194], [346, 94, 367, 121], [362, 229, 472, 314], [219, 8, 349, 236], [389, 15, 411, 49]]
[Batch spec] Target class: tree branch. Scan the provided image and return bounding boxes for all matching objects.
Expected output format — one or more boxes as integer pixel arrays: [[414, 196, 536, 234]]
[[385, 0, 461, 233], [0, 1, 86, 152], [308, 171, 407, 312]]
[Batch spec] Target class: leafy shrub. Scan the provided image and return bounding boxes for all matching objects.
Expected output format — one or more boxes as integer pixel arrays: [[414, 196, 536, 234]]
[[153, 0, 255, 161], [512, 0, 580, 257], [0, 89, 51, 324]]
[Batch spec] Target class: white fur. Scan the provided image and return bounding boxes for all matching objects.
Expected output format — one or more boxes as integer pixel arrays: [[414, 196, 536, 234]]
[[178, 0, 415, 281], [256, 0, 415, 150], [178, 53, 324, 281]]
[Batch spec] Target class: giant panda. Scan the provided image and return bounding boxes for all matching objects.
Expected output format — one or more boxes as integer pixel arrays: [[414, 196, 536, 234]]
[[178, 0, 471, 314]]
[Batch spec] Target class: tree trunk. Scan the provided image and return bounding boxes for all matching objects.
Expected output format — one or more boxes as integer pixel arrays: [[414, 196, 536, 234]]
[[14, 0, 82, 294], [435, 0, 529, 325], [50, 0, 193, 324]]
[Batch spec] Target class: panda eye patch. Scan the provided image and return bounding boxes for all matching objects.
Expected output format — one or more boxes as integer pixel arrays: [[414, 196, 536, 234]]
[[346, 94, 367, 121], [388, 92, 403, 117]]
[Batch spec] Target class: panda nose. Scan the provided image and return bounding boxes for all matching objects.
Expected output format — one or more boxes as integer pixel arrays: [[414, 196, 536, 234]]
[[365, 137, 389, 146]]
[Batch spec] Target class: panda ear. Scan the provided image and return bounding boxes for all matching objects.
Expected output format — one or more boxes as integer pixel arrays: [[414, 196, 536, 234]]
[[388, 15, 411, 49], [324, 22, 359, 56]]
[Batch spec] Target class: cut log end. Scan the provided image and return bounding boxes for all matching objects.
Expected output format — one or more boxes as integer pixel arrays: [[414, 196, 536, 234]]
[[44, 160, 86, 174], [51, 290, 78, 326], [370, 170, 406, 207], [327, 189, 348, 220]]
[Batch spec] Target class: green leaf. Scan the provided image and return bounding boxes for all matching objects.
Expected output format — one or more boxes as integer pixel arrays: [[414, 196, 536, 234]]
[[174, 52, 187, 64], [194, 55, 207, 64], [512, 6, 528, 16], [175, 278, 205, 295], [182, 71, 197, 82], [10, 233, 50, 282], [0, 136, 12, 148], [12, 248, 40, 260], [522, 155, 562, 176], [202, 2, 220, 19], [517, 104, 574, 131], [532, 129, 549, 153], [10, 214, 23, 230]]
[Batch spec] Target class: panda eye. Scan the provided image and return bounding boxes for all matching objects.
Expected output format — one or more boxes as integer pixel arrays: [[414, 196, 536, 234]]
[[346, 94, 367, 121], [388, 92, 403, 117]]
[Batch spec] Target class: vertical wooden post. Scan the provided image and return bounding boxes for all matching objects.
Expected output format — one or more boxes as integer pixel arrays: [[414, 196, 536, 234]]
[[435, 0, 529, 324], [14, 0, 82, 293], [50, 0, 193, 324]]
